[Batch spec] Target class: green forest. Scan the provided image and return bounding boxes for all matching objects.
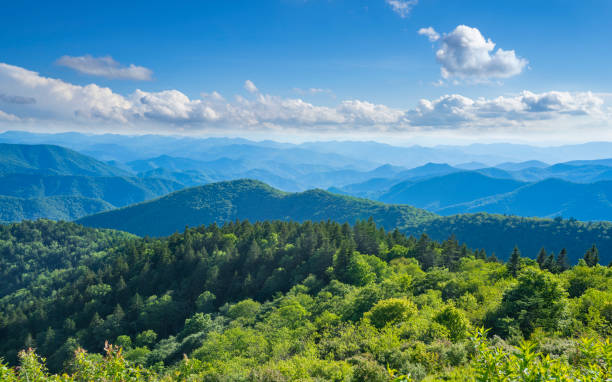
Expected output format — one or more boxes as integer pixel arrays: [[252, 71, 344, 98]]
[[0, 219, 610, 381]]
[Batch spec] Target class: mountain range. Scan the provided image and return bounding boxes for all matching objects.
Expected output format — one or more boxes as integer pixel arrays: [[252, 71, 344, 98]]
[[0, 137, 612, 264], [77, 179, 435, 237], [76, 179, 612, 264], [0, 144, 183, 221]]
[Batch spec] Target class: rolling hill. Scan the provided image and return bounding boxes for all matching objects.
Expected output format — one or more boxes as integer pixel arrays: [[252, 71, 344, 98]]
[[76, 179, 612, 263], [0, 143, 186, 221], [437, 178, 612, 220], [379, 172, 525, 209], [0, 143, 129, 176], [0, 174, 183, 207], [0, 195, 114, 222], [403, 213, 612, 264], [77, 179, 437, 236]]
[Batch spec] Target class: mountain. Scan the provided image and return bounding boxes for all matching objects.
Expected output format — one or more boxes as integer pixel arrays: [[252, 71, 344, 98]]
[[405, 213, 612, 264], [77, 179, 436, 236], [6, 131, 612, 167], [438, 178, 612, 221], [76, 179, 612, 264], [0, 143, 188, 221], [511, 163, 612, 183], [0, 195, 114, 222], [0, 143, 129, 176], [379, 172, 525, 210], [0, 174, 183, 208], [495, 160, 549, 171]]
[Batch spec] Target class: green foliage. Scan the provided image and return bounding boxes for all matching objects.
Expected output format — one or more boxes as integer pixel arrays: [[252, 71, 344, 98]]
[[404, 212, 612, 264], [0, 218, 611, 380], [365, 298, 417, 329], [77, 179, 436, 236], [470, 328, 612, 381], [488, 268, 568, 337]]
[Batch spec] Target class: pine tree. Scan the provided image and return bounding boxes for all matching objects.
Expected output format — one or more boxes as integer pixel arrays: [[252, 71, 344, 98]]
[[536, 247, 547, 268], [555, 248, 570, 273], [584, 244, 600, 267], [334, 241, 355, 283], [543, 253, 556, 272], [507, 246, 521, 277]]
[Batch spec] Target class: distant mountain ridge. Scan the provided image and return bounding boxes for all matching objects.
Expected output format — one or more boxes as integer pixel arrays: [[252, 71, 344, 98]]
[[75, 179, 612, 264], [0, 143, 129, 177], [0, 144, 184, 221], [77, 179, 436, 236]]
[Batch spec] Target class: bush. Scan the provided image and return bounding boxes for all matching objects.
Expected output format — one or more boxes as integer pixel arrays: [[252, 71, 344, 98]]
[[365, 298, 417, 329]]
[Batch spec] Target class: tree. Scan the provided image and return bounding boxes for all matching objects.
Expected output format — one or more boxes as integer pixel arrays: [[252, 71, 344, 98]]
[[555, 249, 570, 273], [584, 244, 600, 267], [536, 247, 547, 268], [507, 246, 521, 277], [333, 241, 355, 283], [365, 298, 417, 328], [490, 269, 568, 337], [434, 305, 471, 342]]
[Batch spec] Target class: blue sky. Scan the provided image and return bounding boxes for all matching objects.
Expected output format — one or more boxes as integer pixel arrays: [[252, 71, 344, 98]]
[[1, 0, 611, 144]]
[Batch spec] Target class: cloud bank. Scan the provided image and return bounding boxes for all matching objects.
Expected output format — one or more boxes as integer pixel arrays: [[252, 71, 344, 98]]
[[56, 55, 153, 81], [420, 25, 528, 81], [0, 62, 606, 135]]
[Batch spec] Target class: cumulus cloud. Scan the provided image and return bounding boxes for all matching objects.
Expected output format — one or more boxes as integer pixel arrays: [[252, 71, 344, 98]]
[[421, 25, 527, 80], [0, 62, 406, 130], [56, 55, 153, 81], [0, 62, 606, 134], [418, 27, 439, 42], [0, 62, 133, 122], [386, 0, 418, 18], [410, 91, 604, 127], [244, 80, 258, 94]]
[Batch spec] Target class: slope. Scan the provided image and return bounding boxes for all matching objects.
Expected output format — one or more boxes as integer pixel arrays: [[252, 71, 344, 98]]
[[379, 172, 525, 210], [404, 212, 612, 264], [437, 179, 612, 221], [77, 179, 437, 236], [0, 143, 129, 176]]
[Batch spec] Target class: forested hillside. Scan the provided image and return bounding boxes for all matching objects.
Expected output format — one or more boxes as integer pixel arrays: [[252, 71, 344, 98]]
[[0, 195, 114, 222], [0, 219, 610, 380], [0, 144, 183, 221], [77, 179, 436, 236], [405, 213, 612, 264], [77, 179, 612, 263], [0, 144, 128, 177]]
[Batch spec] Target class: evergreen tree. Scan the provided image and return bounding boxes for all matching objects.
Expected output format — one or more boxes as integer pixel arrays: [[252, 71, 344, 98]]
[[555, 248, 570, 273], [333, 241, 355, 283], [543, 253, 556, 272], [584, 244, 599, 267], [507, 246, 521, 277], [536, 247, 547, 268]]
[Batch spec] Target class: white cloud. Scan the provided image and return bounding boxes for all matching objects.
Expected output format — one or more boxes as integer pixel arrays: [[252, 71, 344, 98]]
[[410, 91, 604, 127], [56, 55, 153, 81], [0, 109, 20, 121], [338, 100, 406, 125], [418, 27, 439, 42], [293, 87, 334, 97], [0, 62, 607, 137], [421, 25, 527, 80], [244, 80, 258, 94], [0, 62, 133, 123], [386, 0, 418, 18]]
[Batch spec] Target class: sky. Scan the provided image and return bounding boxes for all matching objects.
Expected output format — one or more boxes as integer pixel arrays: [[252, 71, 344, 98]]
[[0, 0, 611, 145]]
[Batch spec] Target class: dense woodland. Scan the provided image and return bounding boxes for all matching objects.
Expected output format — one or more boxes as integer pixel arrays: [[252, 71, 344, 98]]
[[0, 219, 610, 380]]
